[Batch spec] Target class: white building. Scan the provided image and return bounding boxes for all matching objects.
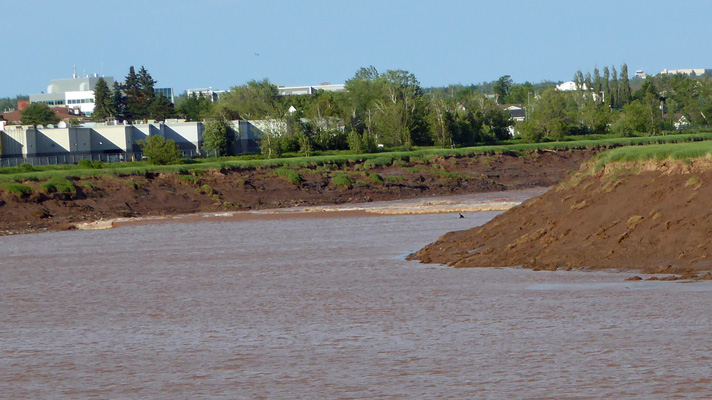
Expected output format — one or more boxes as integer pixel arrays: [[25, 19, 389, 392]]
[[556, 81, 587, 91], [30, 67, 115, 115], [660, 68, 711, 76], [278, 83, 345, 96], [186, 88, 225, 102]]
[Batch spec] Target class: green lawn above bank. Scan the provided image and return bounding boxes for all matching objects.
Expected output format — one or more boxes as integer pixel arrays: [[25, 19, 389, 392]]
[[2, 131, 712, 183]]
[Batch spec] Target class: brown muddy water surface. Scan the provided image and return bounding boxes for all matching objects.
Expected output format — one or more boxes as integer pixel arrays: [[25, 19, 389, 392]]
[[2, 190, 712, 399]]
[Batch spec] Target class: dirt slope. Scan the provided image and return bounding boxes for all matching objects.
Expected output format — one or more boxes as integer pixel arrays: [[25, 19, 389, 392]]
[[410, 158, 712, 276]]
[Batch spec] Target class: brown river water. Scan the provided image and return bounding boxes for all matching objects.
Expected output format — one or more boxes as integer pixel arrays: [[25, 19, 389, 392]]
[[2, 189, 712, 399]]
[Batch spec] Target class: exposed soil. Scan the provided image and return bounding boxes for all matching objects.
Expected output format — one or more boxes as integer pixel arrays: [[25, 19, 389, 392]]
[[0, 149, 596, 235], [410, 158, 712, 278]]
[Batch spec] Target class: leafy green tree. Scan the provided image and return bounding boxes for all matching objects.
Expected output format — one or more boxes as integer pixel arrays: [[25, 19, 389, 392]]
[[259, 126, 282, 158], [522, 89, 574, 141], [344, 66, 385, 144], [21, 103, 60, 127], [603, 67, 611, 107], [610, 65, 619, 108], [347, 130, 376, 153], [92, 77, 113, 121], [623, 95, 662, 135], [177, 93, 213, 121], [202, 113, 235, 156], [137, 135, 182, 164], [427, 91, 454, 148], [304, 90, 343, 131], [479, 100, 514, 141], [507, 81, 534, 104], [493, 75, 513, 104], [217, 79, 283, 120], [372, 69, 426, 147], [574, 70, 585, 91], [593, 67, 602, 96], [619, 63, 632, 106]]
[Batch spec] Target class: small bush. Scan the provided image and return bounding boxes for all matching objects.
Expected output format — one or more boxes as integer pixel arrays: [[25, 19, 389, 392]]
[[331, 172, 352, 187], [40, 181, 57, 193], [368, 173, 384, 184], [2, 183, 34, 197], [19, 163, 34, 172], [363, 157, 392, 170], [200, 184, 214, 194], [384, 175, 404, 183], [179, 175, 201, 185], [126, 180, 144, 190], [78, 159, 105, 169], [81, 181, 101, 190], [275, 168, 304, 185], [43, 178, 76, 194]]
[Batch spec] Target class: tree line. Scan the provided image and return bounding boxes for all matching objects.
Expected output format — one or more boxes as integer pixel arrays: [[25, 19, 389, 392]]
[[521, 64, 712, 141], [92, 66, 176, 122], [188, 67, 519, 157], [8, 63, 712, 160]]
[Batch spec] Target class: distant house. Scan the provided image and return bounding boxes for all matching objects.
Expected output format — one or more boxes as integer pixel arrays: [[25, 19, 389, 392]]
[[503, 105, 525, 122]]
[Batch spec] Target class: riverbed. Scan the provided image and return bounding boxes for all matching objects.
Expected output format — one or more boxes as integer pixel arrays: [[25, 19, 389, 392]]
[[1, 190, 711, 398]]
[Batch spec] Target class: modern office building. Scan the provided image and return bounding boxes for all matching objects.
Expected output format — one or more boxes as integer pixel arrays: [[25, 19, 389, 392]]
[[29, 68, 115, 115], [277, 83, 345, 96], [29, 67, 175, 116], [186, 88, 225, 102], [154, 87, 175, 103]]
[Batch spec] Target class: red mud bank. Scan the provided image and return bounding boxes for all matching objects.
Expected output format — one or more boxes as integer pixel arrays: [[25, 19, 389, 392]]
[[410, 158, 712, 278], [0, 149, 596, 235]]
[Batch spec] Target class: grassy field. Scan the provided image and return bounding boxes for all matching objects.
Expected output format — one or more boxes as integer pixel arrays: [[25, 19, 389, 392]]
[[2, 131, 712, 183], [592, 140, 712, 168]]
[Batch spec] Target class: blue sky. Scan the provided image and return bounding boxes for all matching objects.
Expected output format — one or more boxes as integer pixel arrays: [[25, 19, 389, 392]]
[[2, 0, 711, 98]]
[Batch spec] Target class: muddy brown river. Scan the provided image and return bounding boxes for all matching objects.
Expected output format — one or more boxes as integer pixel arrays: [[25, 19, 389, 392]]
[[1, 191, 711, 399]]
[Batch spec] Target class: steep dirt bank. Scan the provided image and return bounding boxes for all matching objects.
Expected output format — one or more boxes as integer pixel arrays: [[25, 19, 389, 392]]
[[0, 149, 596, 235], [410, 158, 712, 278]]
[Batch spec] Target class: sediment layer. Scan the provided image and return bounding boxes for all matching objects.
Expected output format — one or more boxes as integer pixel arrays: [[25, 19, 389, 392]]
[[0, 149, 594, 235], [410, 158, 712, 275]]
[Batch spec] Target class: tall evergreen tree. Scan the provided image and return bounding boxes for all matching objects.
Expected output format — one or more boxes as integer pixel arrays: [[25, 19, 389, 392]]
[[92, 77, 113, 121], [112, 81, 126, 121], [138, 66, 156, 121], [150, 95, 176, 121], [124, 66, 140, 122]]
